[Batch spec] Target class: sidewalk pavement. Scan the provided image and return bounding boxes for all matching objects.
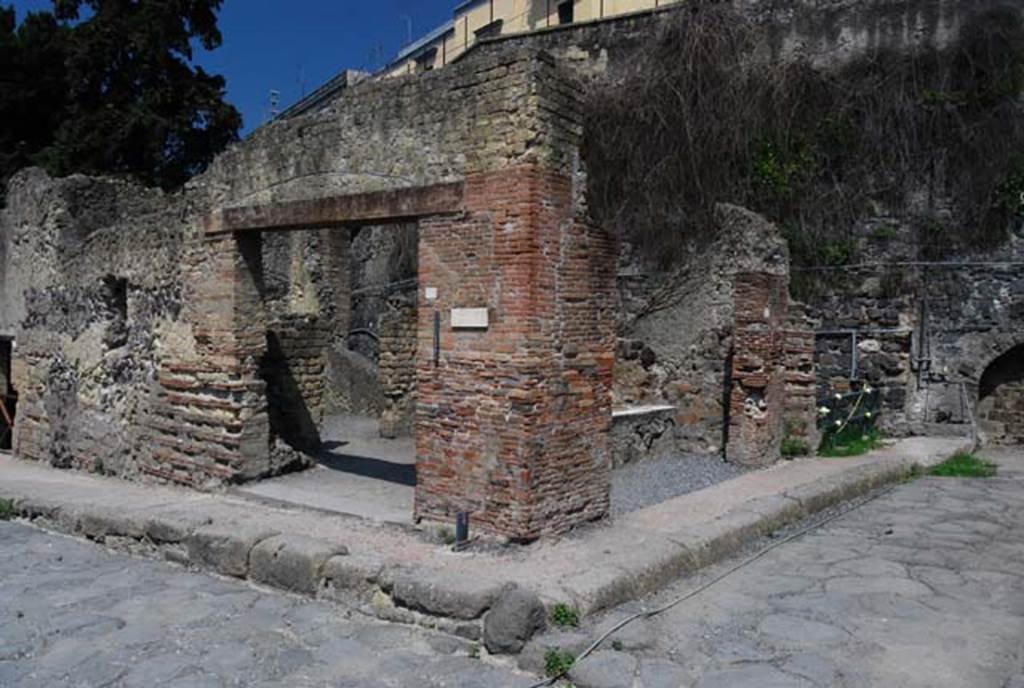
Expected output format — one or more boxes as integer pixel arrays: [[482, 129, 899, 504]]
[[0, 436, 971, 654]]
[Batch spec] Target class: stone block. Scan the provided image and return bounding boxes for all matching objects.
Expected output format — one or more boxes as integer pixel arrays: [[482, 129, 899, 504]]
[[186, 522, 280, 578], [391, 570, 502, 620], [249, 534, 349, 595]]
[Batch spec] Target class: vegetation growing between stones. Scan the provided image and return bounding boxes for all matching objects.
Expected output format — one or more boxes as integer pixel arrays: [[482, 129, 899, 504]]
[[583, 5, 1024, 289], [928, 452, 998, 478], [0, 498, 15, 520], [550, 602, 580, 628], [544, 648, 576, 677]]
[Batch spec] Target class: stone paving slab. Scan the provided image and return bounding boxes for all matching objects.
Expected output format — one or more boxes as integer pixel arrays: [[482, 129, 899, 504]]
[[0, 436, 971, 652]]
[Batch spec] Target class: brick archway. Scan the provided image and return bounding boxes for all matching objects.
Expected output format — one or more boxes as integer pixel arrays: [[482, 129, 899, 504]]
[[975, 338, 1024, 445]]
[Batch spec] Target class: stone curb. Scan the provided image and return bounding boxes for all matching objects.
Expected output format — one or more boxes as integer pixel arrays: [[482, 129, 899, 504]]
[[0, 438, 972, 653], [538, 440, 973, 618]]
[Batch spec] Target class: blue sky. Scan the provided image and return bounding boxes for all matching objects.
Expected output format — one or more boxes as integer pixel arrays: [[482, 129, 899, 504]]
[[7, 1, 454, 133]]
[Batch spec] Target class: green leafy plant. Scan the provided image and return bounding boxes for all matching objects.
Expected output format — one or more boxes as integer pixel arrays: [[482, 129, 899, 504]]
[[436, 526, 456, 546], [0, 498, 16, 521], [550, 603, 580, 628], [818, 386, 883, 457], [544, 648, 576, 678], [928, 452, 998, 478], [468, 643, 481, 660]]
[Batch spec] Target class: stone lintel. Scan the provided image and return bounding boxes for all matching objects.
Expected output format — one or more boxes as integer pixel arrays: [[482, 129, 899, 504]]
[[204, 182, 465, 235]]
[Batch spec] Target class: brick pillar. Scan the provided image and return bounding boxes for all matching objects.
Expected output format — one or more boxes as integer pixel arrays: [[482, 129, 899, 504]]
[[783, 304, 822, 451], [142, 233, 271, 485], [726, 272, 788, 467], [415, 163, 616, 540]]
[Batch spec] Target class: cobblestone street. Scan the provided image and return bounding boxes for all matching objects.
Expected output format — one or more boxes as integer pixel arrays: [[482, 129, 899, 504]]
[[552, 446, 1024, 688], [3, 447, 1024, 688], [0, 522, 532, 688]]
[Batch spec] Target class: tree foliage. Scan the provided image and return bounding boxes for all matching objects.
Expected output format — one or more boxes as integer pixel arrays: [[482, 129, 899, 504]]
[[1, 0, 241, 198]]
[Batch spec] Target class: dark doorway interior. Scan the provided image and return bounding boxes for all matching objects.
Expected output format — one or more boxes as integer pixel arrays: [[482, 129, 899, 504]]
[[0, 337, 16, 451], [978, 343, 1024, 445]]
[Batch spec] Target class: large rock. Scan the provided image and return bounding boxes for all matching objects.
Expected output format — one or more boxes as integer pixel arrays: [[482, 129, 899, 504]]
[[482, 585, 546, 654]]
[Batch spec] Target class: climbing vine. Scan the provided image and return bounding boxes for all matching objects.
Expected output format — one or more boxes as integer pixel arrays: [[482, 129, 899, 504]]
[[583, 5, 1024, 280]]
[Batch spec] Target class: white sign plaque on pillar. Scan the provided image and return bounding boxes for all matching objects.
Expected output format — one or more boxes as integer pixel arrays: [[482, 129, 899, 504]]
[[451, 308, 489, 330]]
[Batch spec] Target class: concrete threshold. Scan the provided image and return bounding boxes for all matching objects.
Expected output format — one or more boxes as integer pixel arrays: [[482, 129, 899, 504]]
[[0, 436, 971, 653]]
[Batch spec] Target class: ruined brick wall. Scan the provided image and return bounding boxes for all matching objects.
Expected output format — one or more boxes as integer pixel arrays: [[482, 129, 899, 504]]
[[615, 204, 789, 456], [378, 294, 416, 438]]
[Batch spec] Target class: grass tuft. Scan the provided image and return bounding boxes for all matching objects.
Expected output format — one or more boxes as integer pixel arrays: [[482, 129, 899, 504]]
[[928, 452, 998, 478], [544, 648, 576, 677], [550, 603, 580, 628], [0, 498, 16, 521]]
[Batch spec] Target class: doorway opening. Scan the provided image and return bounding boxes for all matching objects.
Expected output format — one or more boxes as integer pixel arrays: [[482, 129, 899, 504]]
[[236, 223, 420, 524]]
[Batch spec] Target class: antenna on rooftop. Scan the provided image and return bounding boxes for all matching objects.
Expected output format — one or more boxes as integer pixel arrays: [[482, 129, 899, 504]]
[[269, 89, 281, 119], [400, 14, 412, 46]]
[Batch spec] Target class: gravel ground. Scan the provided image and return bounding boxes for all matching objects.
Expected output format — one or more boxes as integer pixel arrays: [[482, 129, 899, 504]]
[[611, 453, 749, 515]]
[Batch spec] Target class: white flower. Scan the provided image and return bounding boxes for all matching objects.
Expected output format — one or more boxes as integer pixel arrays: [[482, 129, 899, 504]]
[[819, 406, 830, 416], [863, 385, 873, 394], [865, 412, 872, 419], [835, 419, 843, 426], [834, 393, 843, 400]]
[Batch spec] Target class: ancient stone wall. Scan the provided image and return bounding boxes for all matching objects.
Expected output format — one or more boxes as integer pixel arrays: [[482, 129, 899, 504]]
[[804, 215, 1024, 439], [472, 0, 993, 82], [378, 294, 417, 438], [0, 171, 194, 479]]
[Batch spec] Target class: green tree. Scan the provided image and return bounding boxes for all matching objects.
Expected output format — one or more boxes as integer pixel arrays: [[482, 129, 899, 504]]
[[0, 6, 70, 192], [1, 0, 241, 196]]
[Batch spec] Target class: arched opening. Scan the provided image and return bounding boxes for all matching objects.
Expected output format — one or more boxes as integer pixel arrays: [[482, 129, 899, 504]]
[[978, 343, 1024, 445]]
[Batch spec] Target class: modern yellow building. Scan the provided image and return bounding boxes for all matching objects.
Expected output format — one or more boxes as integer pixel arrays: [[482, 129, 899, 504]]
[[384, 0, 681, 78]]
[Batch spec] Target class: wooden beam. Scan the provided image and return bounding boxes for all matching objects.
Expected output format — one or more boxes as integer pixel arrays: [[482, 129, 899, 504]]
[[203, 182, 464, 235]]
